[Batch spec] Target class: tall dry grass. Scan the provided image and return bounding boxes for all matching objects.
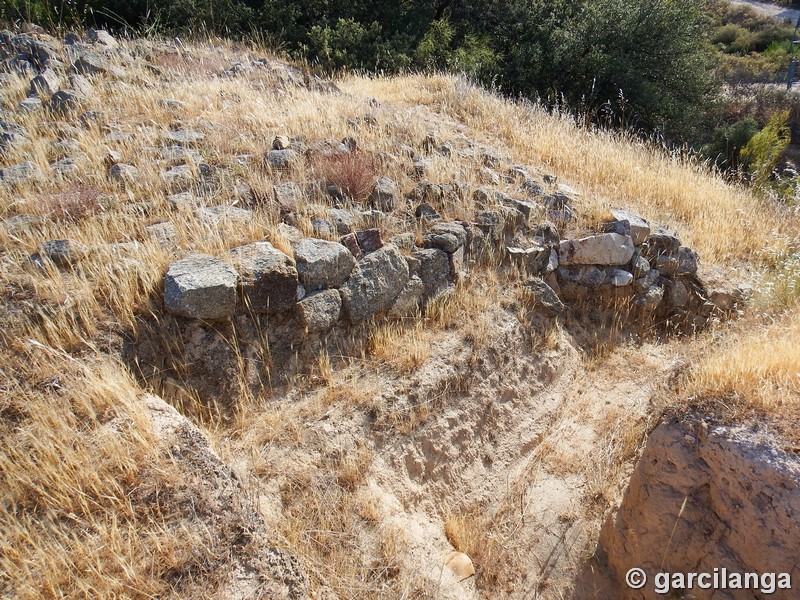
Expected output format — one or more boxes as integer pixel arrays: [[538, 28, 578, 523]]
[[345, 74, 798, 263]]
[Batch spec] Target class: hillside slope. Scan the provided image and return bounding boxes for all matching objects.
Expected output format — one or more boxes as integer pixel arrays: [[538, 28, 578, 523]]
[[1, 29, 799, 599]]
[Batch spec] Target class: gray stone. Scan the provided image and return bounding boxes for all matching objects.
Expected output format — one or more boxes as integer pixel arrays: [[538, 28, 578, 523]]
[[145, 222, 178, 248], [655, 255, 678, 276], [523, 277, 565, 317], [164, 254, 237, 319], [163, 164, 194, 184], [87, 29, 118, 49], [228, 241, 298, 313], [272, 182, 302, 213], [266, 148, 300, 170], [0, 161, 36, 184], [414, 248, 451, 297], [51, 153, 88, 176], [164, 129, 205, 146], [558, 233, 635, 266], [74, 52, 115, 76], [677, 246, 699, 275], [30, 68, 59, 97], [633, 285, 664, 310], [328, 208, 354, 235], [50, 90, 82, 113], [370, 177, 398, 212], [341, 245, 410, 323], [39, 239, 87, 267], [196, 205, 253, 225], [159, 146, 203, 163], [634, 269, 661, 292], [17, 97, 41, 112], [645, 231, 681, 256], [608, 269, 634, 287], [388, 275, 425, 318], [293, 238, 356, 291], [632, 255, 650, 278], [109, 163, 139, 183], [312, 218, 335, 237], [665, 279, 689, 308], [424, 222, 467, 254], [610, 209, 650, 246], [297, 289, 341, 332]]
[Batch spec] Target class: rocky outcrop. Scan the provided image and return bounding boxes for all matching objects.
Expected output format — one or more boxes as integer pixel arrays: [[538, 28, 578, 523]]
[[599, 420, 800, 600]]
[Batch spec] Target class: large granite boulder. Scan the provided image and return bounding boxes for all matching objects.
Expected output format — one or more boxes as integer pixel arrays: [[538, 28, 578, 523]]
[[228, 241, 298, 313], [164, 254, 237, 319], [341, 245, 410, 323], [292, 238, 356, 291], [559, 233, 635, 266]]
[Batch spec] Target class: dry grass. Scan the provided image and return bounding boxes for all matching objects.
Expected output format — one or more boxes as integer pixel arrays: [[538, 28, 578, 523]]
[[1, 30, 798, 599], [345, 74, 799, 263], [684, 314, 800, 413]]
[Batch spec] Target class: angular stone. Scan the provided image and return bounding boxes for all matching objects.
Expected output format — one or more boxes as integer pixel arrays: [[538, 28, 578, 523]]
[[87, 29, 118, 49], [272, 182, 302, 213], [30, 68, 59, 97], [341, 245, 410, 323], [608, 268, 634, 287], [228, 241, 298, 313], [293, 238, 356, 291], [339, 232, 363, 259], [17, 97, 41, 112], [645, 231, 681, 256], [356, 228, 383, 253], [677, 246, 699, 275], [328, 208, 354, 235], [414, 248, 451, 297], [39, 239, 87, 267], [164, 254, 237, 319], [388, 275, 425, 318], [196, 205, 253, 225], [145, 222, 178, 248], [632, 254, 650, 278], [109, 163, 139, 182], [266, 148, 300, 170], [424, 222, 467, 254], [558, 233, 635, 266], [297, 289, 341, 332], [370, 177, 398, 212], [0, 161, 36, 184], [523, 277, 565, 317], [610, 209, 651, 246], [633, 285, 664, 310], [164, 129, 205, 146]]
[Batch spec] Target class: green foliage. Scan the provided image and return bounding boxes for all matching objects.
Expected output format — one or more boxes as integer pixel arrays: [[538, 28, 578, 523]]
[[741, 110, 791, 189], [701, 117, 760, 171]]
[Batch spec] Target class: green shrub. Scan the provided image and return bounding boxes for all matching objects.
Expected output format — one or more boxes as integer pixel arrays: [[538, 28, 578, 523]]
[[741, 110, 791, 189]]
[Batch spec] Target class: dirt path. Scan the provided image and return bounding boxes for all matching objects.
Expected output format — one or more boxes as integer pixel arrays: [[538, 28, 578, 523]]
[[730, 0, 800, 24]]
